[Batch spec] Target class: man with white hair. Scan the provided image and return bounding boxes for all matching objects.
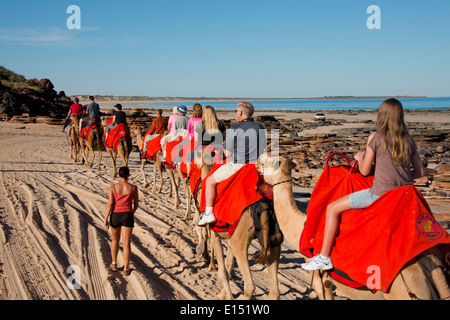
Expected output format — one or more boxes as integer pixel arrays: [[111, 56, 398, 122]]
[[197, 101, 267, 226]]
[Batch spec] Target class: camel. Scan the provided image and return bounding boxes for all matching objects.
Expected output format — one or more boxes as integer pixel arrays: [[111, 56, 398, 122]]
[[68, 115, 81, 163], [78, 118, 102, 171], [189, 147, 216, 270], [199, 149, 282, 300], [257, 154, 450, 300], [132, 127, 181, 210], [101, 117, 132, 178], [132, 126, 164, 190]]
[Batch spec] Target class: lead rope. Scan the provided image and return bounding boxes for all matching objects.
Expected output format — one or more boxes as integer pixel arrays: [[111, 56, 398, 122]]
[[400, 273, 421, 300]]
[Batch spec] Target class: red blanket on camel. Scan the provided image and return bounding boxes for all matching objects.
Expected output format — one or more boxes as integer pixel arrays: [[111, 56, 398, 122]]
[[189, 145, 228, 199], [164, 136, 184, 168], [78, 118, 97, 140], [103, 123, 131, 153], [200, 163, 273, 236], [299, 153, 450, 292], [142, 133, 163, 161]]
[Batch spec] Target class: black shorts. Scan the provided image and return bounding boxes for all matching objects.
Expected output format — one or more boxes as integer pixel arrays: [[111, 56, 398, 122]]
[[110, 212, 134, 228]]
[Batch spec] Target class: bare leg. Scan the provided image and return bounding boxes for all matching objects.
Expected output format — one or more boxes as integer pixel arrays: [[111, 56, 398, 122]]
[[110, 226, 121, 264], [205, 175, 218, 208], [121, 227, 133, 271], [320, 195, 351, 257]]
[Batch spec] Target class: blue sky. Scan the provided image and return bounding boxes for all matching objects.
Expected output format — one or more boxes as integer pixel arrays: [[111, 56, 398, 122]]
[[0, 1, 449, 98]]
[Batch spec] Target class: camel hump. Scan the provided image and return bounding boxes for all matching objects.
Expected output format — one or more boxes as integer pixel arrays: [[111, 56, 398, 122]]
[[250, 200, 283, 264]]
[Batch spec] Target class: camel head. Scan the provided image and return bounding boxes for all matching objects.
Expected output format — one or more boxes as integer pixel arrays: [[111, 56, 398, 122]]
[[256, 153, 296, 186], [101, 116, 109, 127], [131, 126, 144, 137], [195, 147, 215, 170]]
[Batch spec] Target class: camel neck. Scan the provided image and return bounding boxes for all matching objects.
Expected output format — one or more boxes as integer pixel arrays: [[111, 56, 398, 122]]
[[136, 132, 144, 150], [272, 181, 307, 250]]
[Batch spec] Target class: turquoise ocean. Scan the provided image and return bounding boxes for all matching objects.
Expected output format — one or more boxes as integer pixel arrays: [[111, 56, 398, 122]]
[[126, 97, 450, 111]]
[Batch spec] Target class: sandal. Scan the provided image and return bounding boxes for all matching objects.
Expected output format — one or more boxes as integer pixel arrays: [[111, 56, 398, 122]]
[[123, 269, 131, 276], [109, 262, 118, 271]]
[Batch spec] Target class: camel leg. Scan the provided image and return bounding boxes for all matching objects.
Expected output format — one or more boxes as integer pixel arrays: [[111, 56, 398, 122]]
[[321, 271, 334, 300], [176, 168, 192, 220], [167, 169, 180, 209], [73, 140, 79, 163], [140, 159, 149, 188], [212, 232, 233, 300], [184, 188, 192, 220], [229, 239, 255, 300], [118, 142, 129, 168], [207, 227, 216, 272], [88, 144, 95, 168], [224, 244, 234, 276], [96, 135, 102, 171], [118, 147, 128, 169], [167, 169, 173, 198], [194, 225, 207, 261], [69, 144, 74, 160], [108, 149, 117, 178], [79, 141, 87, 165], [265, 245, 281, 300], [82, 144, 90, 167], [157, 164, 163, 192], [152, 161, 160, 192]]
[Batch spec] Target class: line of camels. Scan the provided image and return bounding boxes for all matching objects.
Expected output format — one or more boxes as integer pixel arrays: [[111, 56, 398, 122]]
[[65, 115, 450, 300]]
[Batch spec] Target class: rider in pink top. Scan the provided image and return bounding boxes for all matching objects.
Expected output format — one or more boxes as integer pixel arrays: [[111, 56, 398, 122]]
[[168, 106, 180, 135], [187, 117, 202, 140], [187, 103, 203, 140]]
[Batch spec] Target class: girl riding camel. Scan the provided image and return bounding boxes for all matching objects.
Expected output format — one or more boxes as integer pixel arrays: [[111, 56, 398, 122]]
[[302, 98, 426, 271]]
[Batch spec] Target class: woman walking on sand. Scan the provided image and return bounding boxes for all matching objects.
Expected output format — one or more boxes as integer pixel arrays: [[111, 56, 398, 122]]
[[104, 166, 139, 276]]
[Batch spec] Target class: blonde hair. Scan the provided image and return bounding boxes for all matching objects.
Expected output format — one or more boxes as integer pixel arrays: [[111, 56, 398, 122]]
[[237, 101, 255, 118], [193, 103, 203, 118], [202, 106, 219, 134], [376, 98, 414, 166]]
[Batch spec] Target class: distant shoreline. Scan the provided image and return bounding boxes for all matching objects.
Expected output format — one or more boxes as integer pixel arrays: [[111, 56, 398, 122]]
[[78, 95, 428, 103]]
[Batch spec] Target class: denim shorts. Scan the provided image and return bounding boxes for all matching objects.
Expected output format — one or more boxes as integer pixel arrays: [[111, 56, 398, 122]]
[[348, 189, 380, 209]]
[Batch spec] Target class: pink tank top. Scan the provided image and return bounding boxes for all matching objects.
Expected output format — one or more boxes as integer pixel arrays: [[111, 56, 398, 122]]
[[113, 184, 134, 213]]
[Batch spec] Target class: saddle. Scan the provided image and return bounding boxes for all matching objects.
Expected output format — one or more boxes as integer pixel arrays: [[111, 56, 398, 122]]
[[142, 134, 163, 161], [78, 118, 97, 140], [163, 136, 184, 168], [103, 123, 131, 153], [200, 163, 276, 237]]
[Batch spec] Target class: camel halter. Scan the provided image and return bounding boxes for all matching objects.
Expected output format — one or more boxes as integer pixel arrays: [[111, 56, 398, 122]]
[[270, 179, 292, 188]]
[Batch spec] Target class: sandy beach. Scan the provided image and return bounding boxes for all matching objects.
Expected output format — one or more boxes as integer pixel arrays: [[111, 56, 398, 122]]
[[0, 106, 449, 301]]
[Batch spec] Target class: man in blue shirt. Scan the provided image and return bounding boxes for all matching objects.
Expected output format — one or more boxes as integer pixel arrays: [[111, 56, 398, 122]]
[[197, 102, 267, 226]]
